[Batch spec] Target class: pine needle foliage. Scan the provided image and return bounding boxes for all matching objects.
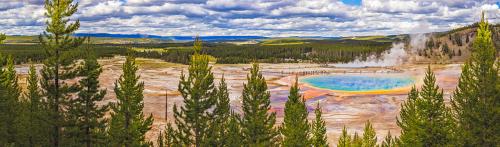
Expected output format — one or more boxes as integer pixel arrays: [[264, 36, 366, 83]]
[[38, 0, 85, 146], [351, 132, 362, 147], [226, 112, 244, 147], [240, 63, 279, 146], [281, 76, 310, 146], [397, 66, 455, 146], [311, 102, 328, 147], [361, 120, 376, 147], [396, 86, 420, 146], [172, 36, 217, 147], [206, 75, 232, 146], [0, 56, 21, 145], [66, 44, 109, 147], [338, 126, 351, 147], [16, 65, 50, 146], [108, 56, 154, 147], [380, 131, 396, 147], [451, 12, 500, 146]]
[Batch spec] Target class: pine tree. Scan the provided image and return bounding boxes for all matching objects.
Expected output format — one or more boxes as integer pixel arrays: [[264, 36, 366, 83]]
[[397, 66, 455, 146], [0, 33, 5, 43], [351, 132, 362, 147], [207, 75, 231, 146], [451, 12, 499, 146], [361, 120, 376, 147], [281, 76, 310, 146], [172, 37, 217, 146], [226, 112, 243, 147], [396, 86, 421, 146], [380, 131, 395, 147], [16, 65, 50, 146], [338, 126, 351, 147], [155, 123, 176, 147], [38, 0, 85, 146], [156, 131, 165, 147], [67, 45, 109, 147], [108, 56, 154, 147], [310, 102, 328, 147], [0, 56, 21, 145], [418, 66, 455, 146], [165, 123, 175, 146], [240, 63, 279, 146]]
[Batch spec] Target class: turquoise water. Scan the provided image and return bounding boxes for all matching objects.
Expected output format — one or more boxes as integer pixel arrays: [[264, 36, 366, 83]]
[[301, 75, 415, 91]]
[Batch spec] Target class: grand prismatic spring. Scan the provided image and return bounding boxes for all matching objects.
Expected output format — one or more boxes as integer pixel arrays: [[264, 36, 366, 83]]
[[301, 75, 415, 92]]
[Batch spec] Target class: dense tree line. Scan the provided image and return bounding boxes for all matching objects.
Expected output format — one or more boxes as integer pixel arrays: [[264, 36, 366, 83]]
[[1, 37, 391, 65], [0, 44, 127, 64], [0, 1, 498, 147], [132, 40, 391, 64]]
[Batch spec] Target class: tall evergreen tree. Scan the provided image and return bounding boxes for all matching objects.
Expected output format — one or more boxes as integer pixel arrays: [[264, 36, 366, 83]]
[[337, 126, 351, 147], [67, 45, 109, 147], [418, 66, 455, 146], [207, 75, 231, 146], [0, 56, 21, 145], [451, 12, 500, 146], [108, 56, 154, 147], [396, 86, 420, 146], [226, 112, 243, 147], [397, 66, 455, 146], [361, 120, 376, 147], [281, 76, 310, 146], [16, 65, 50, 147], [38, 0, 85, 146], [0, 35, 5, 145], [310, 102, 328, 147], [172, 37, 217, 146], [240, 63, 279, 146]]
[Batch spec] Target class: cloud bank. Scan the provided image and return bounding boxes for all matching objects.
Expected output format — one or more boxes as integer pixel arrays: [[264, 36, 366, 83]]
[[0, 0, 498, 37]]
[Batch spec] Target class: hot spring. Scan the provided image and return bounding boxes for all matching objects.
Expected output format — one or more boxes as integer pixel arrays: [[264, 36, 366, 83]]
[[301, 75, 415, 92]]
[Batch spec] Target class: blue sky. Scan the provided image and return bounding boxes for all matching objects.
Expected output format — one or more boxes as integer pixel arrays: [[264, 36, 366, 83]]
[[341, 0, 361, 6], [0, 0, 499, 37]]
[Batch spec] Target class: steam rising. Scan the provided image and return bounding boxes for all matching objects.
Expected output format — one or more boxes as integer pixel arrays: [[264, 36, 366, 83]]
[[409, 33, 429, 52], [332, 43, 407, 68]]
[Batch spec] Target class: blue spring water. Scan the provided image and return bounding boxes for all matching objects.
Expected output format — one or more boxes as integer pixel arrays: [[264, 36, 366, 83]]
[[301, 75, 415, 91]]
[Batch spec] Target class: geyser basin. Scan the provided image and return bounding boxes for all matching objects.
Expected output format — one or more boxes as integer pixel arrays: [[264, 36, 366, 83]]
[[301, 75, 415, 92]]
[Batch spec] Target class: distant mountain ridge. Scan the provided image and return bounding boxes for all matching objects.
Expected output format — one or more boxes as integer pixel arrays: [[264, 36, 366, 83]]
[[73, 33, 268, 42]]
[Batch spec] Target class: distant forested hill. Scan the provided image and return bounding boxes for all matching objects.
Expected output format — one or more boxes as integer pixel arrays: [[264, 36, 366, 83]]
[[409, 23, 500, 63]]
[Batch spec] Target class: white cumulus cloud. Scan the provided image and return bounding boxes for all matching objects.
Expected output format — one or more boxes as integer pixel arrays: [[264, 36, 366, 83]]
[[0, 0, 498, 36]]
